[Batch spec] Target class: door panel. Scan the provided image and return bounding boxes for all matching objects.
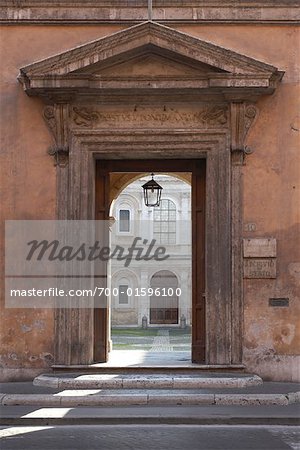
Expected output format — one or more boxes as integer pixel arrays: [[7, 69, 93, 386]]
[[192, 161, 206, 363], [94, 163, 110, 362]]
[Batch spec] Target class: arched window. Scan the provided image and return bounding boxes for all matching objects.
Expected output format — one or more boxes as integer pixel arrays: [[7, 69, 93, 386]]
[[153, 199, 176, 244]]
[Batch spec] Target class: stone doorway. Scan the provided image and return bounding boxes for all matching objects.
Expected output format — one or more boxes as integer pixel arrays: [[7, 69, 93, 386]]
[[18, 20, 282, 370]]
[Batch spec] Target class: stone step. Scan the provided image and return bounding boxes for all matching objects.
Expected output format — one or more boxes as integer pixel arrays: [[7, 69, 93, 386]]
[[51, 364, 246, 374], [34, 373, 263, 390], [2, 404, 300, 426], [1, 390, 299, 407]]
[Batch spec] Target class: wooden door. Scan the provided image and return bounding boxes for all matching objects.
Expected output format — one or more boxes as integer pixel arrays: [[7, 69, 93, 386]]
[[150, 270, 179, 325], [94, 159, 206, 363], [192, 161, 206, 362], [94, 162, 110, 362]]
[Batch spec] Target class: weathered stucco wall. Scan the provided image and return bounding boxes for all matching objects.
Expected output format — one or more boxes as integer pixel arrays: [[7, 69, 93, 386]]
[[179, 25, 299, 380], [243, 62, 300, 382], [0, 23, 299, 381], [0, 25, 127, 380]]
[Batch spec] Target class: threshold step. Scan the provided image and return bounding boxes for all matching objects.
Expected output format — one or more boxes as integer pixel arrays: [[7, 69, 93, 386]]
[[52, 364, 246, 374], [34, 373, 263, 390]]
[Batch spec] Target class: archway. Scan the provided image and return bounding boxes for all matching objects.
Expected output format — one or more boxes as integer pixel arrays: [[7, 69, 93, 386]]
[[108, 173, 193, 362]]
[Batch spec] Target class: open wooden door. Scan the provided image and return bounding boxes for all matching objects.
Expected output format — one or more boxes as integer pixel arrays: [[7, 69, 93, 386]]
[[192, 160, 206, 363], [94, 162, 110, 362]]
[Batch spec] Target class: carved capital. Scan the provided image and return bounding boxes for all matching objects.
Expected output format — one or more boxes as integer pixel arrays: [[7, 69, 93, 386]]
[[43, 104, 70, 167], [47, 147, 69, 167], [230, 102, 258, 165]]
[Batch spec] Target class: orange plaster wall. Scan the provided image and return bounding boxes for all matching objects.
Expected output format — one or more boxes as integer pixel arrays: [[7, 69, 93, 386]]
[[179, 25, 299, 380], [242, 84, 300, 380], [179, 24, 300, 380], [0, 24, 299, 381]]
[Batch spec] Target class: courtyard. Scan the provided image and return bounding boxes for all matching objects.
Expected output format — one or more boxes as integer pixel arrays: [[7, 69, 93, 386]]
[[111, 327, 192, 352]]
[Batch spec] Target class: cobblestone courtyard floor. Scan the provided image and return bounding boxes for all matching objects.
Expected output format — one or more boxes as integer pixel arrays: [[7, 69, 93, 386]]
[[111, 328, 192, 352]]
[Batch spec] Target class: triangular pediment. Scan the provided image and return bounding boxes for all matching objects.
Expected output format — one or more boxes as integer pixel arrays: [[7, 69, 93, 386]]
[[77, 50, 227, 79], [19, 21, 283, 98]]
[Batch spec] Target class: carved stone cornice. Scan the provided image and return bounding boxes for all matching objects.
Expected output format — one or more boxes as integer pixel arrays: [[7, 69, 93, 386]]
[[230, 102, 258, 165], [1, 1, 299, 24], [18, 22, 282, 167], [3, 1, 299, 4], [43, 104, 70, 167]]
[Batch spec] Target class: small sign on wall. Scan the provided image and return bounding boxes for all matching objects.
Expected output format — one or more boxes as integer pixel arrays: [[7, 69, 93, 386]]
[[243, 238, 277, 258], [269, 298, 289, 307], [243, 238, 277, 279], [244, 258, 276, 279]]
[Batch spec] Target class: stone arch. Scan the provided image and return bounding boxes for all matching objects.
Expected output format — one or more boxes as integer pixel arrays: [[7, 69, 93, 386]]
[[109, 172, 191, 206]]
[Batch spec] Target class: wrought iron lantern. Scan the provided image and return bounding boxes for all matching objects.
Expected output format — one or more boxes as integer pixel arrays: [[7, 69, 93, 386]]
[[142, 173, 163, 207]]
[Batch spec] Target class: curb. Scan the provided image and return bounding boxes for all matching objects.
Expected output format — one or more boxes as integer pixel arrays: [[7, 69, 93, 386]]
[[1, 391, 299, 407]]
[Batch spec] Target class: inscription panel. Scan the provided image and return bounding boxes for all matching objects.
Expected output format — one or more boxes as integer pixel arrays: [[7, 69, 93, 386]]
[[244, 258, 276, 279], [71, 105, 228, 129], [243, 238, 276, 258]]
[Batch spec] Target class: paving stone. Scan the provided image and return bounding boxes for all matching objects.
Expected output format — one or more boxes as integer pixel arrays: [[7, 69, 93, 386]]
[[53, 390, 102, 397], [58, 376, 123, 389], [33, 375, 59, 389], [148, 393, 215, 405], [122, 377, 174, 389], [173, 377, 235, 388], [243, 375, 264, 387], [2, 394, 61, 406], [150, 330, 174, 352], [59, 394, 148, 407], [172, 376, 263, 389], [215, 394, 289, 406], [287, 391, 300, 404]]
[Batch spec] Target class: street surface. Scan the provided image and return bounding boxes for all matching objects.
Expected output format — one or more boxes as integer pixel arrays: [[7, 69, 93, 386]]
[[0, 425, 299, 450]]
